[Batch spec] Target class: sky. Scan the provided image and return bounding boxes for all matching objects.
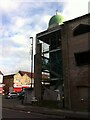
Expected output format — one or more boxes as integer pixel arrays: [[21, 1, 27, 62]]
[[0, 0, 90, 75]]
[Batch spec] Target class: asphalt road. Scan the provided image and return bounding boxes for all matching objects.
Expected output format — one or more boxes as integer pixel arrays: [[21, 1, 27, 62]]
[[2, 96, 87, 120], [2, 96, 65, 119], [2, 108, 64, 119]]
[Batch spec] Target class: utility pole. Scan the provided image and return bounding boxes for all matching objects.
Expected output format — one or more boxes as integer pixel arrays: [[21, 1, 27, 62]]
[[30, 37, 33, 88]]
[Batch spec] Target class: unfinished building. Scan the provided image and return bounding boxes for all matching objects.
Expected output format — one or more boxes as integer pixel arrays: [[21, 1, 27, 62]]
[[34, 12, 90, 111]]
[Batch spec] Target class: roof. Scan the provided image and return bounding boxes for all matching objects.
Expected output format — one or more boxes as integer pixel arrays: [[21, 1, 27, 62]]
[[0, 71, 3, 75], [36, 25, 62, 44], [3, 74, 15, 79], [36, 13, 90, 44], [3, 71, 49, 79], [64, 13, 90, 24], [18, 71, 34, 78], [18, 71, 49, 79]]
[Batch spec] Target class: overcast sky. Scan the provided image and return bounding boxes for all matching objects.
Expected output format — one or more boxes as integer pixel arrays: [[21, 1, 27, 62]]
[[0, 0, 90, 75]]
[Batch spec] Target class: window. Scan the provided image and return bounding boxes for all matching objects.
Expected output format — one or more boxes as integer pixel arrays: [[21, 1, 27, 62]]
[[24, 80, 27, 85], [16, 79, 20, 82], [74, 51, 90, 66], [73, 24, 90, 36]]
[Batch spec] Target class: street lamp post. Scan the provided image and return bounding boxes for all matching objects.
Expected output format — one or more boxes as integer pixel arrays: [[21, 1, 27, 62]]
[[30, 37, 33, 88]]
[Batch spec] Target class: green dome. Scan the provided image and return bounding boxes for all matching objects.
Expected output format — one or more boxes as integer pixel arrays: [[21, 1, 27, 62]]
[[48, 12, 63, 29]]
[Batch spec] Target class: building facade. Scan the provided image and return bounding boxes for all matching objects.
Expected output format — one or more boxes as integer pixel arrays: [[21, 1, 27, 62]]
[[0, 71, 3, 93], [3, 74, 14, 94], [3, 70, 48, 93], [34, 12, 90, 111], [13, 71, 34, 92], [62, 13, 90, 111], [3, 71, 34, 93]]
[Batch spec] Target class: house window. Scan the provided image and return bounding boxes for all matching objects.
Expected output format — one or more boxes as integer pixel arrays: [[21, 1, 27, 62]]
[[25, 82, 27, 85], [74, 51, 90, 66], [16, 79, 20, 82], [73, 24, 90, 36], [24, 80, 28, 85]]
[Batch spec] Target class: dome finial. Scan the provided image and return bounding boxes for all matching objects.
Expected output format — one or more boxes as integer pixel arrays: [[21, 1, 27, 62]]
[[56, 10, 58, 15]]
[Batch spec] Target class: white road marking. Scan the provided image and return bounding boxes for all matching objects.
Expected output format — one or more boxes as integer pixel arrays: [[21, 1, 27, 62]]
[[3, 108, 31, 114], [27, 111, 31, 113]]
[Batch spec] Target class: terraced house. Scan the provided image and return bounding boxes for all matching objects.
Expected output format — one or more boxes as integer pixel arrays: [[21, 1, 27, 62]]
[[3, 71, 34, 93], [3, 70, 48, 93]]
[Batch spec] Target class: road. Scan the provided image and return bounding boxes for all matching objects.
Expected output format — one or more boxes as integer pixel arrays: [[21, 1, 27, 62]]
[[2, 96, 84, 119], [2, 96, 66, 119], [2, 108, 64, 119]]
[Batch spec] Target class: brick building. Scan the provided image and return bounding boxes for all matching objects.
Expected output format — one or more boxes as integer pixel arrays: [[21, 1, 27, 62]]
[[62, 13, 90, 111], [3, 71, 34, 93], [3, 70, 48, 93], [34, 12, 90, 111], [3, 74, 14, 94], [0, 71, 3, 93]]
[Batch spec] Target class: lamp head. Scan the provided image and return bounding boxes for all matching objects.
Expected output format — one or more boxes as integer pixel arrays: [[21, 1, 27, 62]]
[[30, 37, 33, 39]]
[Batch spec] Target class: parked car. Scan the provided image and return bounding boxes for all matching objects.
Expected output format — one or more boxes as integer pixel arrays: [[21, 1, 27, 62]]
[[17, 91, 25, 100], [17, 92, 22, 96], [5, 92, 17, 99]]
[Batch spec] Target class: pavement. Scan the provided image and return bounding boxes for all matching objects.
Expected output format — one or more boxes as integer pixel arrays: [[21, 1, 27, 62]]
[[2, 97, 90, 119]]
